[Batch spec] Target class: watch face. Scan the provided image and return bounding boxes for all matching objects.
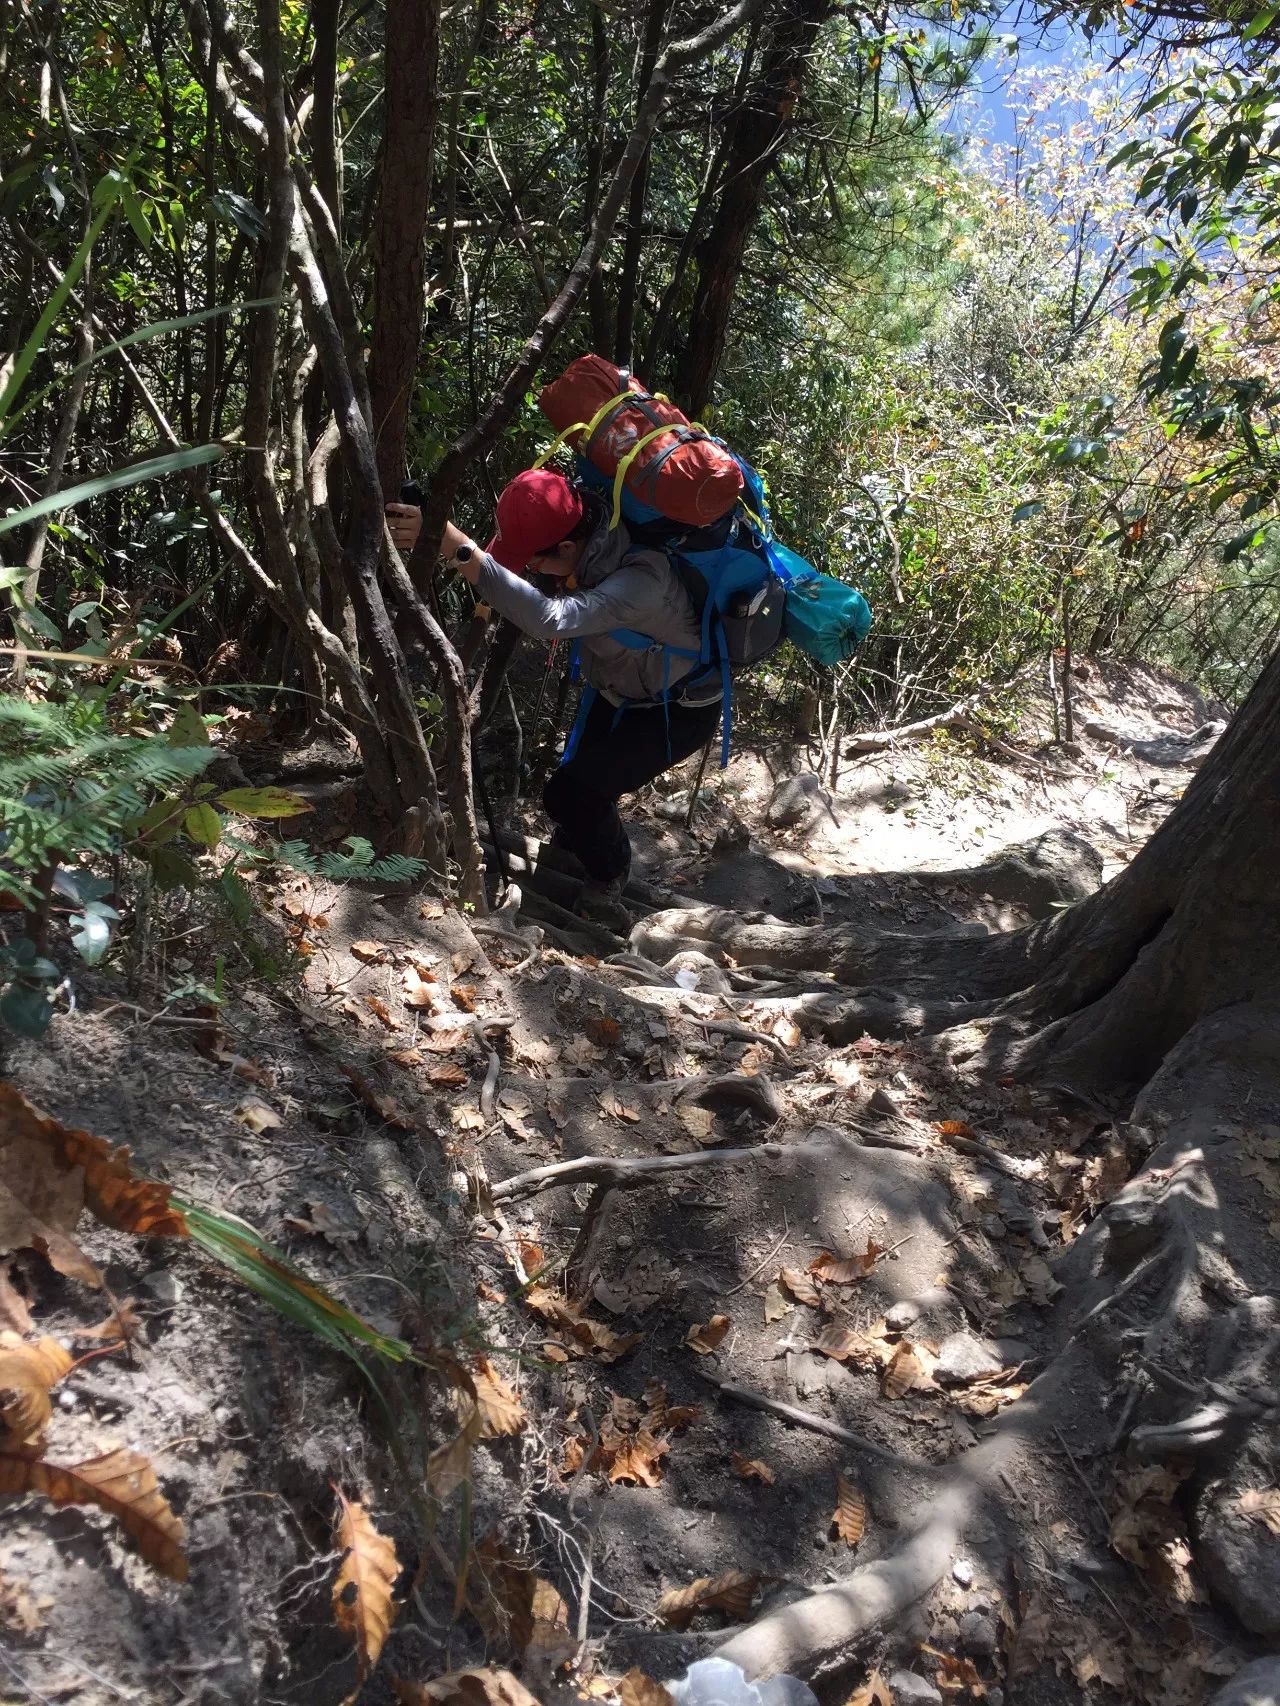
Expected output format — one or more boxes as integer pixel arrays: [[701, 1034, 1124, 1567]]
[[456, 543, 474, 562]]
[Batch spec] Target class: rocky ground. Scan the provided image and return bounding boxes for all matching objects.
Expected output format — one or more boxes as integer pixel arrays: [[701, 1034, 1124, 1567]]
[[2, 658, 1276, 1706]]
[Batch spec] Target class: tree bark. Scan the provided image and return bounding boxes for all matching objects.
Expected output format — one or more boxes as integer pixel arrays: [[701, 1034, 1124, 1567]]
[[674, 0, 830, 417], [613, 0, 669, 370], [365, 0, 440, 500]]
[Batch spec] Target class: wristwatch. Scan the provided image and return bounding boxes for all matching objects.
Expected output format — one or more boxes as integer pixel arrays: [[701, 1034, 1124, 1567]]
[[446, 540, 477, 569]]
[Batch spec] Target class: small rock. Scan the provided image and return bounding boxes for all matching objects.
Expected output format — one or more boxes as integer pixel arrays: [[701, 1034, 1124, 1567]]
[[139, 1270, 184, 1307], [1208, 1657, 1280, 1706], [959, 1612, 998, 1656], [952, 1558, 974, 1588], [885, 1300, 921, 1332], [766, 772, 832, 829], [57, 1388, 77, 1410], [885, 1673, 943, 1706], [993, 1337, 1035, 1365], [935, 1334, 1004, 1387]]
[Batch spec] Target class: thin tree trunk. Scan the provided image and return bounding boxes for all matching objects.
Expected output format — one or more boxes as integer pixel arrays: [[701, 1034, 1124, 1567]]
[[675, 0, 830, 417], [613, 0, 669, 369], [366, 0, 440, 498]]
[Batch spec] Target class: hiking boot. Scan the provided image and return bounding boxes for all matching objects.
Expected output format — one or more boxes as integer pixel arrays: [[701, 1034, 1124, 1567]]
[[576, 874, 633, 935]]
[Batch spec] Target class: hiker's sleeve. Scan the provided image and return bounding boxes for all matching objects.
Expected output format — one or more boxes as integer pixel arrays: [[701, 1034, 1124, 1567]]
[[472, 555, 661, 640]]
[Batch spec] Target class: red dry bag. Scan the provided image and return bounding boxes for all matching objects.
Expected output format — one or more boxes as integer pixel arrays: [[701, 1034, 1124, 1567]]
[[538, 354, 743, 529]]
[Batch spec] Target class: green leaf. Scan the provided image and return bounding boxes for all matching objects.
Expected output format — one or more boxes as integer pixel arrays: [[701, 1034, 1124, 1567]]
[[134, 796, 186, 844], [1223, 138, 1251, 190], [1012, 500, 1044, 523], [216, 786, 314, 819], [167, 703, 211, 748], [0, 981, 53, 1039], [71, 905, 118, 966], [120, 183, 153, 251], [1243, 3, 1279, 37], [0, 444, 226, 536], [184, 802, 222, 848], [148, 846, 200, 889]]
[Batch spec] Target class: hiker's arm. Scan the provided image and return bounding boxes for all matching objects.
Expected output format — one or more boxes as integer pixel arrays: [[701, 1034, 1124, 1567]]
[[471, 556, 659, 640]]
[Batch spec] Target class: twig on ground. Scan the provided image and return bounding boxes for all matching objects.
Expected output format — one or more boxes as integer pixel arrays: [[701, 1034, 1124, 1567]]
[[726, 1215, 791, 1296], [703, 1375, 926, 1466], [492, 1139, 785, 1203], [1051, 1425, 1110, 1525]]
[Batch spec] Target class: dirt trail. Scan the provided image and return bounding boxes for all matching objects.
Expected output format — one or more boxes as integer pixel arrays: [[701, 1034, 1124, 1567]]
[[1, 659, 1271, 1706]]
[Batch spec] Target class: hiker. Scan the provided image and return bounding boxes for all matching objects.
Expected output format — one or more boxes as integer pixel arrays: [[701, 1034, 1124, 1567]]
[[386, 469, 721, 923]]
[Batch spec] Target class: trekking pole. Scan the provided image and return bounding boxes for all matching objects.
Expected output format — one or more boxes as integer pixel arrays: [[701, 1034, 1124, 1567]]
[[684, 736, 715, 831]]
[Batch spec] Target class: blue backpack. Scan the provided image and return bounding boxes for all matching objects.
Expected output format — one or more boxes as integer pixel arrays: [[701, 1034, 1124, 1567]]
[[563, 452, 871, 769]]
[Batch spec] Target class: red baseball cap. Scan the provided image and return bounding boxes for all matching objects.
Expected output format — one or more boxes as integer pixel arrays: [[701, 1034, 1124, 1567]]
[[485, 469, 584, 572]]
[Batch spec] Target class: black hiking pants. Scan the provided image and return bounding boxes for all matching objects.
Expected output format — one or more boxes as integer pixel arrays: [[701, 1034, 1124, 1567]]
[[543, 693, 722, 883]]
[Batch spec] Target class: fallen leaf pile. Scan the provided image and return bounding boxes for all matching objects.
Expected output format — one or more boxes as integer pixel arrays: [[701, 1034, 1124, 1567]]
[[0, 1087, 190, 1582], [524, 1284, 642, 1363], [1239, 1487, 1280, 1534], [563, 1383, 700, 1489], [1108, 1463, 1204, 1605]]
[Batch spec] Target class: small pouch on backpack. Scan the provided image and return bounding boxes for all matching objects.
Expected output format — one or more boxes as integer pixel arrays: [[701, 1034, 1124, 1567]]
[[719, 572, 787, 666]]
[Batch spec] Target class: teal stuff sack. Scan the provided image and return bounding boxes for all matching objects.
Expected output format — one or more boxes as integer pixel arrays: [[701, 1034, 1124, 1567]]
[[781, 568, 872, 667]]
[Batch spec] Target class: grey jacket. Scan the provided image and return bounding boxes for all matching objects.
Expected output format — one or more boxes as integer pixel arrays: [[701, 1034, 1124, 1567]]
[[472, 510, 713, 706]]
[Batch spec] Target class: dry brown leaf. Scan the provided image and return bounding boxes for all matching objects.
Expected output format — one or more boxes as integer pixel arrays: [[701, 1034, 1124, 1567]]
[[619, 1669, 677, 1706], [779, 1266, 822, 1308], [844, 1672, 893, 1706], [684, 1313, 730, 1354], [599, 1087, 643, 1123], [333, 1490, 401, 1681], [418, 898, 446, 921], [831, 1471, 866, 1545], [657, 1569, 759, 1629], [664, 1403, 702, 1431], [762, 1281, 791, 1324], [0, 1260, 33, 1334], [608, 1429, 669, 1487], [2, 1085, 189, 1248], [771, 1015, 802, 1047], [392, 1668, 541, 1706], [451, 983, 478, 1014], [921, 1645, 986, 1697], [641, 1379, 668, 1431], [523, 1285, 641, 1363], [675, 1103, 716, 1142], [810, 1244, 881, 1285], [731, 1451, 775, 1485], [934, 1120, 979, 1140], [1239, 1488, 1280, 1535], [403, 969, 441, 1011], [340, 1065, 418, 1132], [0, 1567, 44, 1635], [0, 1333, 73, 1443], [428, 1063, 469, 1089], [366, 995, 397, 1030], [428, 1401, 481, 1499], [0, 1085, 188, 1281], [386, 1049, 424, 1068], [351, 940, 390, 963], [882, 1342, 922, 1399], [72, 1301, 141, 1346], [812, 1324, 889, 1368], [0, 1444, 186, 1580], [584, 1015, 622, 1048], [235, 1096, 283, 1134], [473, 1357, 525, 1438]]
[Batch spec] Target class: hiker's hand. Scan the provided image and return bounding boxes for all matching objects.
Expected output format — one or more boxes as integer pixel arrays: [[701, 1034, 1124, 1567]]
[[386, 503, 422, 553], [440, 520, 483, 584]]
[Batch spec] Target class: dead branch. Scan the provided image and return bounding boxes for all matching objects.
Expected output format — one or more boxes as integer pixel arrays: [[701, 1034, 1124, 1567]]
[[492, 1138, 785, 1203], [703, 1376, 926, 1467], [843, 694, 981, 757]]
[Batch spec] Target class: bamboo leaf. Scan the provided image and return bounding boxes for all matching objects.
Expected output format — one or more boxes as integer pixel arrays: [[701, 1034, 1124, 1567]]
[[0, 444, 226, 536]]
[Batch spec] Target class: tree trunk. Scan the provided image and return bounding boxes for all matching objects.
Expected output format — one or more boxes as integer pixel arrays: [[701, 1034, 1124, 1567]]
[[674, 0, 829, 417], [366, 0, 440, 499]]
